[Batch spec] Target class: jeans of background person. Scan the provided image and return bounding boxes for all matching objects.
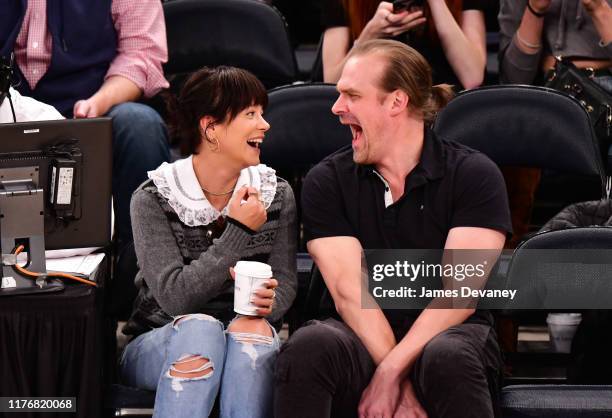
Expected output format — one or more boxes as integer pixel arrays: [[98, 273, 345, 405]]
[[274, 318, 503, 418], [121, 314, 280, 418], [108, 102, 170, 247]]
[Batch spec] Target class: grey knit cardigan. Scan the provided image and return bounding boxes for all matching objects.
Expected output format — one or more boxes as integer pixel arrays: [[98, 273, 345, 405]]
[[123, 178, 298, 336]]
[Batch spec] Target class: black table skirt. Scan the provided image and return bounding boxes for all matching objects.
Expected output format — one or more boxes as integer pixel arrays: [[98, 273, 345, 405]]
[[0, 262, 108, 418]]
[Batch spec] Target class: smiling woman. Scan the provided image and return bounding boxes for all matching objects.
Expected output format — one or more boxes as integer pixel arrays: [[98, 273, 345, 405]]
[[119, 66, 297, 418]]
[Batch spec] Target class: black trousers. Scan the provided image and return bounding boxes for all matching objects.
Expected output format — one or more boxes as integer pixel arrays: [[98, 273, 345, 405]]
[[274, 318, 503, 418]]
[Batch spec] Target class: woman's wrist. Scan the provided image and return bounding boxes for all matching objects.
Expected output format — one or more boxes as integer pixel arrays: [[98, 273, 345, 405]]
[[527, 1, 548, 17]]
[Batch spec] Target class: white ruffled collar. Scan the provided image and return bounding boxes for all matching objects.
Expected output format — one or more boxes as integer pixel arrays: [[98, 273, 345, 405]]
[[148, 155, 277, 226]]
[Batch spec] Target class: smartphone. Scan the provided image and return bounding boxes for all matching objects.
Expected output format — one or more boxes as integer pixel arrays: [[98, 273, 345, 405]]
[[392, 0, 424, 13]]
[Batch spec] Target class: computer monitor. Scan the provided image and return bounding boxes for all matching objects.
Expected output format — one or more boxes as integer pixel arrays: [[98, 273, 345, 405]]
[[0, 118, 112, 295]]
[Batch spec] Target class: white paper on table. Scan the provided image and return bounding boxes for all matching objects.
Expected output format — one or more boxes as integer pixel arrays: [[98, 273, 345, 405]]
[[15, 247, 102, 263], [45, 247, 101, 259], [45, 253, 105, 276]]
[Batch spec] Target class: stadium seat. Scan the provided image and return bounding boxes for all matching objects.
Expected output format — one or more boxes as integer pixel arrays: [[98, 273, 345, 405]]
[[435, 85, 611, 415], [433, 85, 606, 188], [261, 83, 350, 170], [260, 82, 351, 331], [501, 385, 612, 418], [163, 0, 298, 91], [505, 227, 612, 310], [260, 82, 351, 231]]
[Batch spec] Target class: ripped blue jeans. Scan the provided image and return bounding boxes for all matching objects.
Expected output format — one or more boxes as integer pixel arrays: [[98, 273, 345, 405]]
[[120, 314, 280, 418]]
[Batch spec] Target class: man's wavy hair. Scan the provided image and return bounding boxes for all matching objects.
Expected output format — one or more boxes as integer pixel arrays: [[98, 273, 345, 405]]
[[348, 39, 454, 124]]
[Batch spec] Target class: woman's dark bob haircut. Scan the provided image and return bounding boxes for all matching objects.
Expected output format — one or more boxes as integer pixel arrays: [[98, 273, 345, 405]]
[[166, 66, 268, 155]]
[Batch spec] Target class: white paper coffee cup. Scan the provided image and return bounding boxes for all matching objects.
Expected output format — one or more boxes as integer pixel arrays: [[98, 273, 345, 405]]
[[547, 313, 582, 353], [233, 261, 273, 316]]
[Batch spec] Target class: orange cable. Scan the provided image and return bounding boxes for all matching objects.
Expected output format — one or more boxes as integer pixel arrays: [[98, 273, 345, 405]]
[[13, 245, 97, 287]]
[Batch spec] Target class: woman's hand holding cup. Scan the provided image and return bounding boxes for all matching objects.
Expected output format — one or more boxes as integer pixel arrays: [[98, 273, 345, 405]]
[[230, 263, 277, 317], [251, 278, 278, 317]]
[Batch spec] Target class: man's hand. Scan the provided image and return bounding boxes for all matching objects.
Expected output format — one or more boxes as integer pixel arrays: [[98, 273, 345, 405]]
[[73, 98, 103, 118], [73, 75, 142, 118], [358, 366, 402, 418], [228, 186, 267, 232], [392, 380, 428, 418]]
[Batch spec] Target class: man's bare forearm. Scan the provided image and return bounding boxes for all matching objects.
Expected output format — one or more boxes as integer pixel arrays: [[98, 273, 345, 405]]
[[378, 227, 505, 378], [309, 237, 396, 364], [89, 76, 142, 115], [336, 295, 397, 365], [377, 308, 474, 377]]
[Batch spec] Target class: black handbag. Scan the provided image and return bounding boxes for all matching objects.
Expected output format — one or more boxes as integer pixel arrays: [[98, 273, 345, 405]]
[[545, 57, 612, 155]]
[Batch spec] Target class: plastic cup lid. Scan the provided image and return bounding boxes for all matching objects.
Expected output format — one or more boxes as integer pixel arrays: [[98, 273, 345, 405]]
[[234, 260, 272, 278]]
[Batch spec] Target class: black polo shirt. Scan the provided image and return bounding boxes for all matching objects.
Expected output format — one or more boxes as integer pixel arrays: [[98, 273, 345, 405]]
[[302, 129, 512, 248], [302, 129, 512, 331]]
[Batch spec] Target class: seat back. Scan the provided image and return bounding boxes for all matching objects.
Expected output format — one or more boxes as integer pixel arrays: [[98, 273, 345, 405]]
[[433, 85, 607, 196], [261, 83, 350, 248], [505, 227, 612, 310], [261, 83, 350, 327], [434, 86, 611, 314], [163, 0, 298, 90], [261, 83, 350, 168]]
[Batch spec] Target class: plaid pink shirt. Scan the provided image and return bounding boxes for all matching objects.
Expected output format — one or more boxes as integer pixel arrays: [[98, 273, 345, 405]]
[[15, 0, 169, 97]]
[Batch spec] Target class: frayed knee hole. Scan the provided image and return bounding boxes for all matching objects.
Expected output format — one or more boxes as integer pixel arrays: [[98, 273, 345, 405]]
[[169, 355, 213, 378], [168, 366, 213, 379]]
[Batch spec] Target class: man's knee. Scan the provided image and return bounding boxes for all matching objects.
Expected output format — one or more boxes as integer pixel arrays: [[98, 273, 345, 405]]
[[277, 321, 345, 368], [108, 102, 164, 127], [419, 330, 481, 382], [108, 102, 168, 148]]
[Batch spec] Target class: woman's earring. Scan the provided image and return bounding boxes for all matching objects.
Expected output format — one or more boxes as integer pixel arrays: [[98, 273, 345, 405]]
[[211, 136, 221, 152], [203, 123, 221, 152]]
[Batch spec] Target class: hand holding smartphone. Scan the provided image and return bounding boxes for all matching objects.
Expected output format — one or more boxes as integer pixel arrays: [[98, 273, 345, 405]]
[[393, 0, 424, 13]]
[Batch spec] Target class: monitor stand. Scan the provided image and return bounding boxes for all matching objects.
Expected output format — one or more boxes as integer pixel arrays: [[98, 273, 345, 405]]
[[0, 166, 64, 296]]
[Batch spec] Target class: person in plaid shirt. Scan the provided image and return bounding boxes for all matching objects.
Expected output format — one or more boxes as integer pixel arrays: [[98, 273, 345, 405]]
[[1, 0, 171, 250]]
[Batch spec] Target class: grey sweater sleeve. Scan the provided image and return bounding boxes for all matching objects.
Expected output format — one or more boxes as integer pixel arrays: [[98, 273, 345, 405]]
[[131, 188, 252, 316], [499, 0, 543, 84], [266, 182, 298, 323]]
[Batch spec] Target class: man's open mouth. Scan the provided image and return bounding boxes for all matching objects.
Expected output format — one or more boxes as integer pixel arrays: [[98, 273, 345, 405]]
[[349, 124, 363, 143]]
